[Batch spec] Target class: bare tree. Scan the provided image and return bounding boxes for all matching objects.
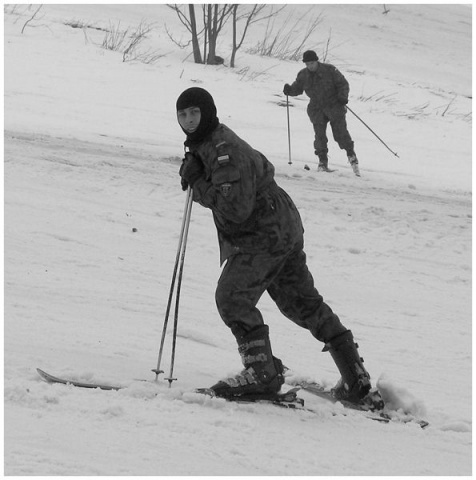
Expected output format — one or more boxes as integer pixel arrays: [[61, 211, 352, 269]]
[[230, 4, 285, 67], [189, 5, 202, 64], [167, 4, 203, 63], [168, 4, 233, 65], [204, 4, 234, 64]]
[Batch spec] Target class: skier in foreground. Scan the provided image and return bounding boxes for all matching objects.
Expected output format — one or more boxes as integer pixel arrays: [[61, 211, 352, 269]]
[[283, 50, 360, 175], [176, 87, 372, 405]]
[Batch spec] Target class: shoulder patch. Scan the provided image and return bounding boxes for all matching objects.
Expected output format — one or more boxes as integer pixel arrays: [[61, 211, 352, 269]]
[[216, 141, 231, 165], [217, 154, 230, 165]]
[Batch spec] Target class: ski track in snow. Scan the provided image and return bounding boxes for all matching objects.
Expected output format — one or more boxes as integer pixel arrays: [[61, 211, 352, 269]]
[[4, 4, 471, 476]]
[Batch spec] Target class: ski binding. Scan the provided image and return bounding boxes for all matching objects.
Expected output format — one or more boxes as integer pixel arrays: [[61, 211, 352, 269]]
[[195, 386, 304, 409]]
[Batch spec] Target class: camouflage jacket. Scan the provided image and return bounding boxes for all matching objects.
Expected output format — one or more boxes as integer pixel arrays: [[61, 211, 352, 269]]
[[187, 124, 304, 264], [288, 62, 349, 111]]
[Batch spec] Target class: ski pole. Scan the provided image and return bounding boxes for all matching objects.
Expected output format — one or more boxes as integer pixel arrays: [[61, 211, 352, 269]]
[[152, 186, 193, 381], [286, 95, 292, 164], [165, 187, 193, 387], [347, 106, 399, 158]]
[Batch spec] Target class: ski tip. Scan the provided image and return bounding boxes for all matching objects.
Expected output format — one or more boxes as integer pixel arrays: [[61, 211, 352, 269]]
[[36, 368, 65, 386], [36, 368, 51, 380], [36, 368, 123, 391]]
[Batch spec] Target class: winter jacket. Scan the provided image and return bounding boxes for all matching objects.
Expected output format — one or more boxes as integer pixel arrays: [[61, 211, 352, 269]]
[[187, 124, 304, 264], [287, 62, 350, 113]]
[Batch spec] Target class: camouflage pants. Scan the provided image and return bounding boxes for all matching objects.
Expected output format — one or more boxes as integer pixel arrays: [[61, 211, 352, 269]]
[[215, 245, 346, 343], [308, 105, 354, 157]]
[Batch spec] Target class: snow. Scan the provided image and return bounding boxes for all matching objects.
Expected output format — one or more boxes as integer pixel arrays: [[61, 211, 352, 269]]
[[4, 3, 471, 476]]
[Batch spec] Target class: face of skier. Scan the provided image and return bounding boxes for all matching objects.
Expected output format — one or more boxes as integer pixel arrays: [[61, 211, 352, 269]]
[[177, 106, 201, 134], [305, 60, 319, 73]]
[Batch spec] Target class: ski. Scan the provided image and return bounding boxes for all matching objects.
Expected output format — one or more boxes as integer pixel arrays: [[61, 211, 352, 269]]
[[291, 380, 429, 429], [195, 386, 393, 423], [37, 368, 123, 391], [291, 380, 383, 411], [37, 368, 307, 411], [36, 369, 428, 427], [195, 386, 305, 409]]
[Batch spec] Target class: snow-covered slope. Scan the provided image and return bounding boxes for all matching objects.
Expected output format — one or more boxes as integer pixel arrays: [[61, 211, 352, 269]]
[[4, 4, 471, 475]]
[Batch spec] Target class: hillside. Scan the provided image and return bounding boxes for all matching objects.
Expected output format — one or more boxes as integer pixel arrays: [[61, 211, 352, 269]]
[[4, 4, 472, 475]]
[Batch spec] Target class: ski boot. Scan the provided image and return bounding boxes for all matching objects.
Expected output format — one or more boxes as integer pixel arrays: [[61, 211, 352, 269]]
[[324, 330, 372, 404], [317, 154, 332, 172], [209, 324, 285, 399], [347, 153, 361, 177], [318, 164, 333, 173]]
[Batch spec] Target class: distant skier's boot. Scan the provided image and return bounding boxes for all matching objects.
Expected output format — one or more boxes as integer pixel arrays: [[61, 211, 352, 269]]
[[324, 330, 371, 404], [210, 324, 284, 399], [317, 154, 331, 172], [347, 152, 361, 177]]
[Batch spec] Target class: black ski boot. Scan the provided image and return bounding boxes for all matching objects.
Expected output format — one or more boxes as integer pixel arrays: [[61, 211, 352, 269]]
[[324, 330, 371, 404], [210, 324, 284, 399]]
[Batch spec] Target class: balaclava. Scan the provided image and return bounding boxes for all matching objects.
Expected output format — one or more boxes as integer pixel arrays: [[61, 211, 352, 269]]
[[176, 87, 219, 144]]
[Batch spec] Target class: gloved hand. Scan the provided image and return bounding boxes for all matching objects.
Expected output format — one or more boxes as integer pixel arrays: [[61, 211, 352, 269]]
[[283, 84, 292, 96], [179, 152, 204, 191], [338, 97, 349, 105]]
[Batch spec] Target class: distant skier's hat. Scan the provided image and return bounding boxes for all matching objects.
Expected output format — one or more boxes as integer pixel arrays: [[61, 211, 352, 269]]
[[302, 50, 318, 62], [176, 87, 219, 143]]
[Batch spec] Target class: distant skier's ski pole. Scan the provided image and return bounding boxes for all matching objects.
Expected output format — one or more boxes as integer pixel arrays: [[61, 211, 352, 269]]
[[347, 106, 399, 158], [286, 95, 292, 164], [153, 186, 193, 385]]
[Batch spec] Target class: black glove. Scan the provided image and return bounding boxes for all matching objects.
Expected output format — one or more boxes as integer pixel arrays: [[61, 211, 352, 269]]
[[283, 83, 292, 96], [179, 153, 204, 191], [338, 97, 349, 105]]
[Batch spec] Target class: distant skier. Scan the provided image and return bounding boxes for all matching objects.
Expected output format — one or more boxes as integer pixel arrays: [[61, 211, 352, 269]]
[[283, 50, 360, 176], [176, 86, 373, 405]]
